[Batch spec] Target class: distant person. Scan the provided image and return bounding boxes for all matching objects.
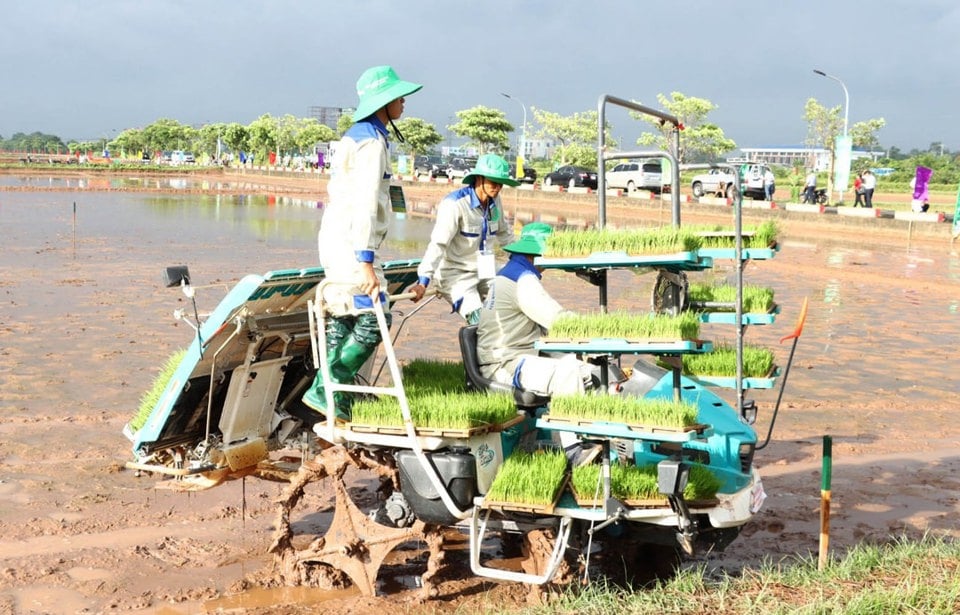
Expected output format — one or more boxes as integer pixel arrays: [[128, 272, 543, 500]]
[[802, 169, 817, 204], [409, 154, 518, 324], [861, 169, 876, 208], [763, 167, 776, 201], [853, 172, 864, 207], [301, 65, 423, 418]]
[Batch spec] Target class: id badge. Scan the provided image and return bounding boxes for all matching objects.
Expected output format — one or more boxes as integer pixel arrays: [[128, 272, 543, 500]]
[[477, 250, 496, 280]]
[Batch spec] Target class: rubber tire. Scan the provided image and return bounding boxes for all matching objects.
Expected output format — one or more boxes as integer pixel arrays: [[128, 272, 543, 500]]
[[692, 182, 704, 197]]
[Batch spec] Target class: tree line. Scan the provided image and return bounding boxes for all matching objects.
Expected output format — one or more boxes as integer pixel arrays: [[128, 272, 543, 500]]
[[2, 92, 956, 186]]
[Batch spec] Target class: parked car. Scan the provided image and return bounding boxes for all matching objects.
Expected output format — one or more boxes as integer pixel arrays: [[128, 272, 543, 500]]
[[414, 155, 448, 179], [605, 159, 662, 193], [508, 161, 537, 184], [690, 163, 770, 200], [445, 157, 476, 179], [542, 165, 598, 189]]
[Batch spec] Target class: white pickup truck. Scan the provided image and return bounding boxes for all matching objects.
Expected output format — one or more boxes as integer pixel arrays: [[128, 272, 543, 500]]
[[690, 163, 770, 200]]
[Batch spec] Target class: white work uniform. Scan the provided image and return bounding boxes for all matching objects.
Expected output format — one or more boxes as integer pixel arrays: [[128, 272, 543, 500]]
[[417, 186, 515, 317], [317, 118, 392, 315], [477, 254, 592, 396]]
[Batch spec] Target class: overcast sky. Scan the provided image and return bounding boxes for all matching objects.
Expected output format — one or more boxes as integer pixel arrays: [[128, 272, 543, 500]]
[[2, 0, 955, 152]]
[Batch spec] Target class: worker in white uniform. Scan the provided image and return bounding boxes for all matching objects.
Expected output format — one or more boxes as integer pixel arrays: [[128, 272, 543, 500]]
[[302, 65, 422, 418], [409, 153, 518, 324], [476, 222, 593, 396]]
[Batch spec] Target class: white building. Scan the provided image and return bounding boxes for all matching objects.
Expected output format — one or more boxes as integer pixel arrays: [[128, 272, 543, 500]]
[[737, 146, 883, 171]]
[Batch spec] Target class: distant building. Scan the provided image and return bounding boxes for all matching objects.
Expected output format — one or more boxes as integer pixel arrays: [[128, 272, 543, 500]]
[[738, 146, 884, 171], [309, 106, 347, 131]]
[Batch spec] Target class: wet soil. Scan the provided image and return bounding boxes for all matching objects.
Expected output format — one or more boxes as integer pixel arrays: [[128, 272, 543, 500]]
[[0, 169, 958, 614]]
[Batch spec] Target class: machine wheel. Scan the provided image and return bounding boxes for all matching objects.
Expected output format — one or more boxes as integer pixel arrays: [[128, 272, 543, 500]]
[[568, 178, 576, 189], [269, 445, 439, 597], [725, 184, 738, 199], [692, 182, 704, 197], [544, 176, 553, 187], [651, 269, 689, 315], [626, 180, 636, 193]]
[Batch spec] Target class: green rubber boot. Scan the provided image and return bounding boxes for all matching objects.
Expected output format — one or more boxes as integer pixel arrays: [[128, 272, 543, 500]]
[[327, 312, 389, 419], [301, 317, 352, 414]]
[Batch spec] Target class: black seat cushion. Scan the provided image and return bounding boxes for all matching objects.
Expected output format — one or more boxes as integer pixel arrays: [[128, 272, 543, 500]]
[[458, 325, 549, 409]]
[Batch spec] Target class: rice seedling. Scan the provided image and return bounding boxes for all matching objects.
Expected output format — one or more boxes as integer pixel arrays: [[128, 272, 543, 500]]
[[546, 227, 702, 257], [400, 358, 465, 394], [547, 395, 699, 429], [549, 310, 701, 341], [688, 282, 776, 313], [128, 348, 187, 432], [681, 343, 776, 378], [690, 220, 779, 248], [350, 390, 517, 430], [571, 462, 722, 502], [484, 448, 569, 507]]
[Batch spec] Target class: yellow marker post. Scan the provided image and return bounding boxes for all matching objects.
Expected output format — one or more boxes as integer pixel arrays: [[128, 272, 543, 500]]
[[818, 435, 833, 570]]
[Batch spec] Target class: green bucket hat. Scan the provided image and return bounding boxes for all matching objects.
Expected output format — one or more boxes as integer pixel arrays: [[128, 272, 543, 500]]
[[352, 65, 423, 122], [462, 153, 521, 187], [503, 221, 553, 256]]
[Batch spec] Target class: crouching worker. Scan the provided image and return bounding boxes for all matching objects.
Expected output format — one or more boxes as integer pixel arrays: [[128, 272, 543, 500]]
[[409, 154, 518, 324], [476, 222, 594, 396], [302, 65, 422, 419]]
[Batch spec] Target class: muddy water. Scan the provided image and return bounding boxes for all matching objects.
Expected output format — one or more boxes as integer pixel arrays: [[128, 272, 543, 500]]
[[2, 186, 958, 612], [3, 188, 957, 429]]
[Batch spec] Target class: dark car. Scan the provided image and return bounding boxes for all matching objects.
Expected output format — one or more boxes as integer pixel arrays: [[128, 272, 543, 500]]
[[414, 155, 448, 179], [508, 161, 537, 184], [542, 165, 598, 189], [445, 157, 476, 180]]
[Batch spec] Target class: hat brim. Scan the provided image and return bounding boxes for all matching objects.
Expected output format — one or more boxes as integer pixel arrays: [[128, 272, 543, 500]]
[[352, 81, 423, 122], [462, 171, 521, 187], [503, 238, 544, 255]]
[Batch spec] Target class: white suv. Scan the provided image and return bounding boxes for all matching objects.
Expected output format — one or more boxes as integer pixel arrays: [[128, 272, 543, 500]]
[[690, 163, 769, 199], [605, 159, 662, 193]]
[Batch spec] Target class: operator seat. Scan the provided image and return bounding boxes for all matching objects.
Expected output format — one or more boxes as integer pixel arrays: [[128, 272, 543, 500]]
[[458, 325, 549, 410]]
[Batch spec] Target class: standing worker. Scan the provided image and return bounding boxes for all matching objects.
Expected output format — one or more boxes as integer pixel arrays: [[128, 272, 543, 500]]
[[409, 154, 518, 324], [861, 169, 876, 208], [302, 65, 423, 418], [803, 169, 817, 204]]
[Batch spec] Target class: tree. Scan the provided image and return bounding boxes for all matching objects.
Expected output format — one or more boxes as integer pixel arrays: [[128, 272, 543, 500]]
[[531, 108, 612, 169], [294, 119, 336, 153], [222, 123, 250, 156], [850, 118, 886, 154], [247, 114, 279, 161], [337, 113, 354, 137], [449, 106, 512, 154], [141, 118, 193, 155], [632, 92, 734, 164], [393, 117, 443, 159]]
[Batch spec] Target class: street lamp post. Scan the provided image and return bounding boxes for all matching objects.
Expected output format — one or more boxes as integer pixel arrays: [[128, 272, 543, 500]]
[[500, 92, 527, 168], [813, 69, 849, 203]]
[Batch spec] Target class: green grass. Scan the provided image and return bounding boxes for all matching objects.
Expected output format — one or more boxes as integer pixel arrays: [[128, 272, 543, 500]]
[[488, 534, 960, 615], [688, 282, 776, 313], [128, 348, 187, 432], [549, 311, 701, 341], [681, 344, 776, 378], [546, 227, 702, 257], [548, 395, 699, 429], [571, 462, 722, 502], [484, 449, 569, 506]]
